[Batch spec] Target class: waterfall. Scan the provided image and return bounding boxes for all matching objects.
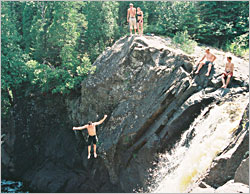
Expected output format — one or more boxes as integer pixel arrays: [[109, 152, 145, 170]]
[[149, 94, 248, 193]]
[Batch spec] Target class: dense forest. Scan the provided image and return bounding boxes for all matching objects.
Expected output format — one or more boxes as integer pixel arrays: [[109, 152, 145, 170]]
[[1, 1, 249, 120]]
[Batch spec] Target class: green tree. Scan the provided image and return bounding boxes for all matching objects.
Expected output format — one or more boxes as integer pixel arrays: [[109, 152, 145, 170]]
[[196, 1, 249, 48], [84, 1, 119, 62], [1, 2, 29, 117]]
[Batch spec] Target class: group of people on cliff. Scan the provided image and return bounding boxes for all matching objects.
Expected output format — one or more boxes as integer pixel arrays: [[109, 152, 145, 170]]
[[72, 3, 235, 159], [195, 48, 234, 89], [127, 3, 234, 89], [127, 3, 143, 36]]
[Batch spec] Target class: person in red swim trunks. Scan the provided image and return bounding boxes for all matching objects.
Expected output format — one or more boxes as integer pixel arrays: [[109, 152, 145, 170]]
[[221, 56, 234, 88], [73, 115, 107, 159]]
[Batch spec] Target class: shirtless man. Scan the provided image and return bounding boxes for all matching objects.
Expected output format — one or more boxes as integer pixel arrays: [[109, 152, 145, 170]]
[[73, 115, 107, 159], [221, 56, 234, 88], [195, 48, 217, 76], [127, 3, 137, 36]]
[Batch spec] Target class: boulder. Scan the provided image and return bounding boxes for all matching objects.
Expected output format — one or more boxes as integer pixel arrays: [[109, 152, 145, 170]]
[[215, 180, 249, 193], [201, 105, 249, 188], [234, 157, 249, 185]]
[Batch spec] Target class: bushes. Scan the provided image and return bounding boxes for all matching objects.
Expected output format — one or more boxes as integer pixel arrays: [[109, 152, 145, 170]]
[[26, 56, 95, 95], [172, 31, 197, 54], [225, 33, 249, 57]]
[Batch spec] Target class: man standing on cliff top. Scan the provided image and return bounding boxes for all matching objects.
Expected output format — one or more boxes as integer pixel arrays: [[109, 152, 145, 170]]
[[127, 3, 137, 36], [195, 48, 217, 76], [73, 115, 107, 159]]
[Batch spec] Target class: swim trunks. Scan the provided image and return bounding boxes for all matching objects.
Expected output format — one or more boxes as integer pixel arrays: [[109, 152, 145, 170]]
[[204, 61, 213, 66], [129, 17, 137, 29], [222, 71, 233, 77], [88, 135, 97, 145], [137, 19, 143, 23]]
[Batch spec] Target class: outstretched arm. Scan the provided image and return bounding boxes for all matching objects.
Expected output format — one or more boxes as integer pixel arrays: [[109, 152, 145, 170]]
[[93, 115, 107, 126], [198, 55, 206, 64], [73, 125, 88, 130]]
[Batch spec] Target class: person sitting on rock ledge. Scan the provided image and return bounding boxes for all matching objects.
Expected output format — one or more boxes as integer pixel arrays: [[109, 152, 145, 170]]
[[221, 56, 234, 88], [73, 115, 107, 159], [195, 48, 216, 76]]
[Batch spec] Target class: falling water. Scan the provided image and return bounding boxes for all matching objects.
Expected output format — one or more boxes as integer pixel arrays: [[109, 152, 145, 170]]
[[148, 94, 248, 193]]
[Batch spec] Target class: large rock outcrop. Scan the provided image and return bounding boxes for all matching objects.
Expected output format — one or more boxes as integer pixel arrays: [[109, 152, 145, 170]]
[[66, 35, 249, 192], [199, 104, 249, 188], [2, 35, 249, 192]]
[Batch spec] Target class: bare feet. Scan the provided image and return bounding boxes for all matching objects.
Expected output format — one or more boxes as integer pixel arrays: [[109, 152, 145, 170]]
[[195, 71, 199, 74], [94, 153, 97, 158], [88, 154, 90, 159], [221, 85, 227, 88], [205, 73, 209, 76]]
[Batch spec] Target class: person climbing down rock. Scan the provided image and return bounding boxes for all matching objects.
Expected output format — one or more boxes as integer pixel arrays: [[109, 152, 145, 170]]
[[127, 3, 137, 36], [221, 56, 234, 88], [73, 115, 107, 159], [195, 48, 216, 76]]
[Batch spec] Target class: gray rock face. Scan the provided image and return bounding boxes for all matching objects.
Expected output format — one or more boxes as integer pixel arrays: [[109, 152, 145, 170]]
[[67, 35, 249, 192], [2, 35, 249, 192], [234, 157, 249, 185], [201, 105, 249, 188]]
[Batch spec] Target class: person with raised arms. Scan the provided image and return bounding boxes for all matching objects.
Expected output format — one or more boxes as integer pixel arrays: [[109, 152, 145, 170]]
[[73, 115, 107, 159]]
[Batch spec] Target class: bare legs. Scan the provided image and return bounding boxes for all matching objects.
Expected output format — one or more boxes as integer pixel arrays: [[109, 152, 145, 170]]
[[137, 22, 143, 36], [195, 62, 205, 74], [206, 64, 212, 76], [130, 28, 132, 36], [93, 144, 97, 158], [221, 75, 232, 88], [88, 146, 91, 159], [137, 23, 140, 35], [195, 62, 212, 76], [139, 22, 143, 36], [130, 28, 137, 36], [87, 144, 97, 159]]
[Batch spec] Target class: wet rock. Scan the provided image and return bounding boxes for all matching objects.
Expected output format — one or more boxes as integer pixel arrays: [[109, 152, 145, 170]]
[[201, 105, 249, 188]]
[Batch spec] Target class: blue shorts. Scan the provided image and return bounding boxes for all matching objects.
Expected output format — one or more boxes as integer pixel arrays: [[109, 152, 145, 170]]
[[204, 61, 213, 66]]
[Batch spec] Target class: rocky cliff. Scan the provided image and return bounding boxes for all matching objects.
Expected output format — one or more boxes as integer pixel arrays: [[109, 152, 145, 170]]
[[2, 35, 249, 193]]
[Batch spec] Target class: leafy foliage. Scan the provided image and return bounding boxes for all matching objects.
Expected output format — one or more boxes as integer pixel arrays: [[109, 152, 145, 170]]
[[173, 31, 197, 54], [225, 33, 249, 57]]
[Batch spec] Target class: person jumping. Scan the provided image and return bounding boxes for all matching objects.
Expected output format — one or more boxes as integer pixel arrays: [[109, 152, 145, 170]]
[[73, 115, 107, 159]]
